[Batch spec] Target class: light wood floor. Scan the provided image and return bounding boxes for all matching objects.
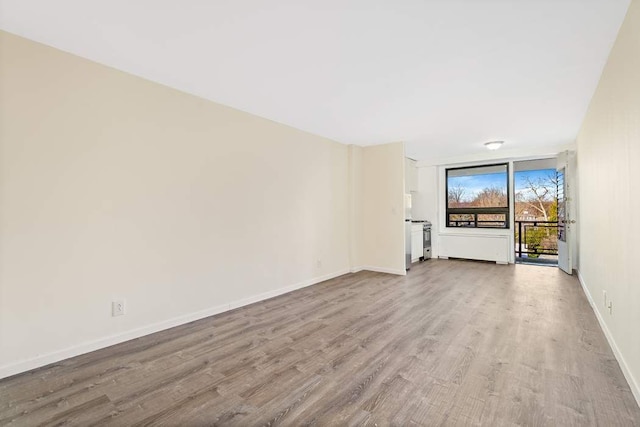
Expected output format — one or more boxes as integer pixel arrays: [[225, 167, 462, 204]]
[[1, 259, 639, 426]]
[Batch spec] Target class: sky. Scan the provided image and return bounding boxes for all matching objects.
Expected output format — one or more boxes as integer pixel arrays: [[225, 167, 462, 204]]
[[448, 172, 506, 202], [514, 169, 557, 201], [448, 168, 556, 202], [514, 169, 556, 192]]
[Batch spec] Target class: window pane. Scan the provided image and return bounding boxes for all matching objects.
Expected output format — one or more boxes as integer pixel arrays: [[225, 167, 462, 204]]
[[446, 163, 510, 229], [477, 214, 507, 228], [448, 214, 475, 227], [447, 213, 508, 228], [447, 164, 508, 208]]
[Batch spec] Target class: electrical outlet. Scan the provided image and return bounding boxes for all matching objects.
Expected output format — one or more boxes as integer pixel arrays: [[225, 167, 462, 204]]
[[603, 290, 607, 308], [112, 299, 126, 317]]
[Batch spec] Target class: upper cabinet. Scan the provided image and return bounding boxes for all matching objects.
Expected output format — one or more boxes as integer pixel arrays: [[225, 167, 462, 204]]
[[405, 158, 418, 193]]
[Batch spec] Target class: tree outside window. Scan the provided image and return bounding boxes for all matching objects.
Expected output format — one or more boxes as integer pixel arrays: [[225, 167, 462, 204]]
[[514, 169, 558, 258]]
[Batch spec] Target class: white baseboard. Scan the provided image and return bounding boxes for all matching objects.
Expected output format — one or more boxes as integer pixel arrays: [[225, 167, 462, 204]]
[[577, 270, 640, 407], [0, 268, 350, 380], [349, 266, 406, 276], [360, 266, 407, 276], [227, 269, 349, 310]]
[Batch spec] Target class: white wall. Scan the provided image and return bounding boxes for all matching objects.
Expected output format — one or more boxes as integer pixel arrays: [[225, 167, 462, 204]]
[[416, 151, 572, 263], [413, 155, 579, 269], [575, 0, 640, 404], [416, 154, 581, 266], [437, 162, 513, 264], [0, 31, 358, 378], [415, 161, 516, 264]]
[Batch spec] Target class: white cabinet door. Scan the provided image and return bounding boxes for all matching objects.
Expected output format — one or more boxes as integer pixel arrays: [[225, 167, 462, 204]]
[[409, 162, 418, 192], [411, 229, 423, 261], [405, 158, 412, 193], [405, 158, 418, 192]]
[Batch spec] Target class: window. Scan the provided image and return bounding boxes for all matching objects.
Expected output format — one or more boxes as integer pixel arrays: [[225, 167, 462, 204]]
[[446, 163, 510, 228]]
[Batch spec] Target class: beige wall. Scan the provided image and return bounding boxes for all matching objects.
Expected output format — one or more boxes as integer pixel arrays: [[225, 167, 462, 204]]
[[576, 0, 640, 403], [361, 142, 406, 274], [0, 31, 407, 378], [0, 31, 357, 376], [348, 144, 364, 269]]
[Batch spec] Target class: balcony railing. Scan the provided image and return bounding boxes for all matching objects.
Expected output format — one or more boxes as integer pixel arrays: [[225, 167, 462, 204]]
[[515, 220, 559, 260]]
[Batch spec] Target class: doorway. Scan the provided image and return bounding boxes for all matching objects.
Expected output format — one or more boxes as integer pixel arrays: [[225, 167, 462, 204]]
[[513, 159, 559, 266]]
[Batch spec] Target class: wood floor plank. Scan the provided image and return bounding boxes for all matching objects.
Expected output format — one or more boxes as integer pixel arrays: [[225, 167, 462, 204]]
[[1, 259, 639, 426]]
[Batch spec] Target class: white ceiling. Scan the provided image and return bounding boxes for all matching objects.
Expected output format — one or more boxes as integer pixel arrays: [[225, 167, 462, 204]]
[[0, 0, 630, 161]]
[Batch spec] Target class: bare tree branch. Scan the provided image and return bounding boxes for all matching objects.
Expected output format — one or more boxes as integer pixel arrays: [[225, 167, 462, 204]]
[[448, 185, 466, 207], [516, 172, 558, 222]]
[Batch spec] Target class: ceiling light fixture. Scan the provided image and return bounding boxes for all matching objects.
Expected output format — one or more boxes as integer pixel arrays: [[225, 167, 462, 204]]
[[484, 141, 504, 150]]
